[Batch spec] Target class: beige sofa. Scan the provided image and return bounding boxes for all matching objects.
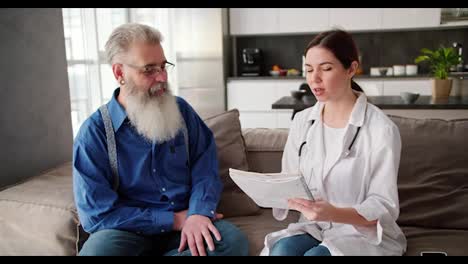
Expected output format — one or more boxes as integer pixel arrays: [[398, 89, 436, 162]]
[[1, 109, 467, 256]]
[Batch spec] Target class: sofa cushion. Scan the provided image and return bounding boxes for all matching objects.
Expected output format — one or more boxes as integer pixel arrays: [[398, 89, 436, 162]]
[[204, 109, 260, 218], [0, 162, 78, 255], [226, 209, 300, 256], [390, 116, 468, 230]]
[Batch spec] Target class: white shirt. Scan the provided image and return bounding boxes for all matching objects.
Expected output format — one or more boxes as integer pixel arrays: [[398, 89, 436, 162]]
[[262, 92, 407, 256], [323, 123, 346, 177]]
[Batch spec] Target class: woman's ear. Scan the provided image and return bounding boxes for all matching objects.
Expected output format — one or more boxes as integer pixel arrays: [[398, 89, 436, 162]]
[[348, 61, 359, 77]]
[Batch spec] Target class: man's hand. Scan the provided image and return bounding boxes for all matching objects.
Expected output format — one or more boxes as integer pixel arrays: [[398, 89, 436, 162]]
[[173, 210, 188, 231], [178, 214, 222, 256]]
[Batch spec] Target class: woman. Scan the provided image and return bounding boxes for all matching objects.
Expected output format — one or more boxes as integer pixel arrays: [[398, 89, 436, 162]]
[[261, 29, 407, 256]]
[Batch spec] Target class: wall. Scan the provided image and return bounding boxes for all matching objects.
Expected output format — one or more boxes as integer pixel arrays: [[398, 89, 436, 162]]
[[0, 9, 72, 189], [233, 28, 468, 76]]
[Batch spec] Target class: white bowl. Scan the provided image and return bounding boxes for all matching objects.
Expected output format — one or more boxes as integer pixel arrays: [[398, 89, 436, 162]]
[[269, 70, 280, 76]]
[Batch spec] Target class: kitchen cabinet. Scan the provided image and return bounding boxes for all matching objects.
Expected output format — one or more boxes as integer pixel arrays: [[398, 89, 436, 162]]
[[329, 8, 382, 31], [382, 79, 432, 95], [230, 8, 447, 35], [381, 8, 441, 30], [227, 79, 300, 128], [229, 8, 279, 35], [355, 80, 384, 96], [278, 8, 329, 33]]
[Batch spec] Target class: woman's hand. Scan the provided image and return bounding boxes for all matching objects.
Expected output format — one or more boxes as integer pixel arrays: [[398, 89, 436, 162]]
[[288, 198, 337, 222], [288, 198, 378, 226]]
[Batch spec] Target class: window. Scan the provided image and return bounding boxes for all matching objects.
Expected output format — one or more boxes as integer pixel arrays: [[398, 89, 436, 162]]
[[63, 8, 226, 138], [63, 8, 177, 138]]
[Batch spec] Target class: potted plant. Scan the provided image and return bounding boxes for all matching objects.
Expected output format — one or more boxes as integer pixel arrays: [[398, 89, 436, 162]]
[[415, 46, 461, 98]]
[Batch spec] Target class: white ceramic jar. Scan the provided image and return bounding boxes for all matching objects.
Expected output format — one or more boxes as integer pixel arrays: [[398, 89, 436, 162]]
[[393, 65, 406, 76], [406, 64, 418, 75]]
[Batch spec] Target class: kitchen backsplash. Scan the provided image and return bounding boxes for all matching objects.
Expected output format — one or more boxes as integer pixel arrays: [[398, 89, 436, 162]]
[[232, 28, 468, 77]]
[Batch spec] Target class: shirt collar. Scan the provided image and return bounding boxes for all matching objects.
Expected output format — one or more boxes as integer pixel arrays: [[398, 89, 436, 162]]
[[306, 91, 368, 127], [107, 88, 128, 132]]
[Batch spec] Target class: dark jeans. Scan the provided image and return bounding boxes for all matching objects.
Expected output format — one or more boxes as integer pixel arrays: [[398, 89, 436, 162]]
[[79, 220, 249, 256], [269, 234, 331, 256]]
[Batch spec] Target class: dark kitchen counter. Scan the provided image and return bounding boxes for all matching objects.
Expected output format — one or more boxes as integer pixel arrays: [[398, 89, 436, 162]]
[[228, 72, 468, 81], [272, 95, 468, 110]]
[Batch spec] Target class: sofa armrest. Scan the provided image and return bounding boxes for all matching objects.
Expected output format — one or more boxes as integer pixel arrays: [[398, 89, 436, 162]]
[[0, 162, 78, 256]]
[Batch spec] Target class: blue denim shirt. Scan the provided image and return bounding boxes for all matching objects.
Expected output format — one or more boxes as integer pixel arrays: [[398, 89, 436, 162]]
[[73, 88, 222, 235]]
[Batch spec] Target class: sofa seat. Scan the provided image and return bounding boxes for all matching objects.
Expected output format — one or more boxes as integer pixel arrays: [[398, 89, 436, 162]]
[[402, 226, 468, 256], [227, 209, 299, 256]]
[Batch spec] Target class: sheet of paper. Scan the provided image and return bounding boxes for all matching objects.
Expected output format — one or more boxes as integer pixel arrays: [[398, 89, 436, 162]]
[[229, 168, 315, 209]]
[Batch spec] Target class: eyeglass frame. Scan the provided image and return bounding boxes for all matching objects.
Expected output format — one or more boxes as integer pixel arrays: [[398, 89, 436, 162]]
[[122, 61, 175, 77]]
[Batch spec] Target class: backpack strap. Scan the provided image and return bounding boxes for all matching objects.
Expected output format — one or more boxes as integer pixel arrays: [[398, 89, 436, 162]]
[[99, 105, 119, 191]]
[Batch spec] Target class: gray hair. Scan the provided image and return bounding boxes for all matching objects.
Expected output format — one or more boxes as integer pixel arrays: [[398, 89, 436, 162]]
[[104, 23, 164, 64]]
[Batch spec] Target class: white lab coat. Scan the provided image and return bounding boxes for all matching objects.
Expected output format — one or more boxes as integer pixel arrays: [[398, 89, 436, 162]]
[[260, 92, 407, 256]]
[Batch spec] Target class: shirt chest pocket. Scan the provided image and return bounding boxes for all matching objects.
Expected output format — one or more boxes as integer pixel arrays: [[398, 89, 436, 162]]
[[164, 143, 190, 184]]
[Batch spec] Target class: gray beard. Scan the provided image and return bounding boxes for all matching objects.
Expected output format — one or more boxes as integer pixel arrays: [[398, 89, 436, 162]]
[[125, 80, 183, 143]]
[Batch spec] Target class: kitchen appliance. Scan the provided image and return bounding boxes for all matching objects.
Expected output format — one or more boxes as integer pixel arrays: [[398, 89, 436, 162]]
[[240, 48, 263, 76], [453, 42, 464, 72]]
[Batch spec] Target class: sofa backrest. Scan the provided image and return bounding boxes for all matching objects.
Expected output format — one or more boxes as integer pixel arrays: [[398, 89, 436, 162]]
[[242, 117, 468, 231], [389, 116, 468, 230], [242, 128, 288, 173]]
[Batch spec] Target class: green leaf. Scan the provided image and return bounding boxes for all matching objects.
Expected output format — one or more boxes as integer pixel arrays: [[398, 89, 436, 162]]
[[414, 45, 461, 79]]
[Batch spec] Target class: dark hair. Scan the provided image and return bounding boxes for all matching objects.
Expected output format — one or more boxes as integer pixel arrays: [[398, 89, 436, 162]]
[[304, 29, 363, 92]]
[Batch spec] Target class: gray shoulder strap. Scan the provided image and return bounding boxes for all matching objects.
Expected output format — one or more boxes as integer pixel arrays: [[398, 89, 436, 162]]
[[180, 116, 190, 168], [99, 105, 119, 191]]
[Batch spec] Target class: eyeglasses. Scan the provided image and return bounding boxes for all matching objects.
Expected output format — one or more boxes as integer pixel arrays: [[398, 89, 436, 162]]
[[123, 61, 175, 77]]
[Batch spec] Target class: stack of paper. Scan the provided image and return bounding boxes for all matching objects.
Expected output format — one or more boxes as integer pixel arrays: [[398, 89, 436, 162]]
[[228, 168, 315, 209]]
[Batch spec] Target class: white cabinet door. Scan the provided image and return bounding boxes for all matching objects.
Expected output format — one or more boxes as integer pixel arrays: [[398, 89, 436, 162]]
[[239, 111, 277, 129], [355, 79, 384, 96], [227, 80, 278, 111], [382, 79, 432, 95], [278, 8, 329, 33], [329, 8, 382, 31], [229, 8, 279, 35], [277, 110, 294, 128], [381, 8, 441, 29], [276, 80, 306, 98]]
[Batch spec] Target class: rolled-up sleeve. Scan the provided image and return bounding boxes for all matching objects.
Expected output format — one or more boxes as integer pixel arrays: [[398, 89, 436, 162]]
[[352, 124, 402, 245]]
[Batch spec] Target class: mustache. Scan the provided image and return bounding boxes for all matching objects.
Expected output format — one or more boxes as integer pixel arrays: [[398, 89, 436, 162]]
[[149, 82, 167, 96]]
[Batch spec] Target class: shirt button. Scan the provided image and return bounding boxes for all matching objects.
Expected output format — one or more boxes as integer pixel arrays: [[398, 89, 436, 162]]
[[162, 188, 166, 192], [210, 210, 215, 215], [170, 202, 175, 205], [161, 229, 165, 233], [153, 169, 156, 173]]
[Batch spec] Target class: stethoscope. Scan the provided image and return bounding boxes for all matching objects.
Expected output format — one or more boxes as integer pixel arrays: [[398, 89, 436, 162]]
[[297, 119, 362, 232], [299, 120, 362, 159]]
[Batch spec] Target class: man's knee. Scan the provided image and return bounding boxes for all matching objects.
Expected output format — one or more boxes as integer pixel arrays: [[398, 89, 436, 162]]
[[79, 229, 146, 256], [213, 220, 249, 256]]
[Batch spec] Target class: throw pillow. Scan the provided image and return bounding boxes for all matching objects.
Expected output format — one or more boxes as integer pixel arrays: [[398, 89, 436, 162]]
[[203, 109, 261, 218]]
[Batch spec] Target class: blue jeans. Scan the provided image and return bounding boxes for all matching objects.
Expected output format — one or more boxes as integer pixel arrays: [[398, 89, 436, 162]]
[[269, 234, 331, 256], [79, 220, 249, 256]]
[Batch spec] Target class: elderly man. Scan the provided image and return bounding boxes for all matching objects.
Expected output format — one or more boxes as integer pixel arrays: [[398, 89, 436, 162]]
[[73, 23, 248, 256]]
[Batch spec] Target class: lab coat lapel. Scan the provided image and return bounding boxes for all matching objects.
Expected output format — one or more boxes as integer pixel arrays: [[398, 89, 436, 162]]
[[305, 103, 326, 200], [321, 92, 368, 182]]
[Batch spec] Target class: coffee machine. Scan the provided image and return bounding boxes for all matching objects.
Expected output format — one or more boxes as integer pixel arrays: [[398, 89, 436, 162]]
[[240, 48, 263, 76]]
